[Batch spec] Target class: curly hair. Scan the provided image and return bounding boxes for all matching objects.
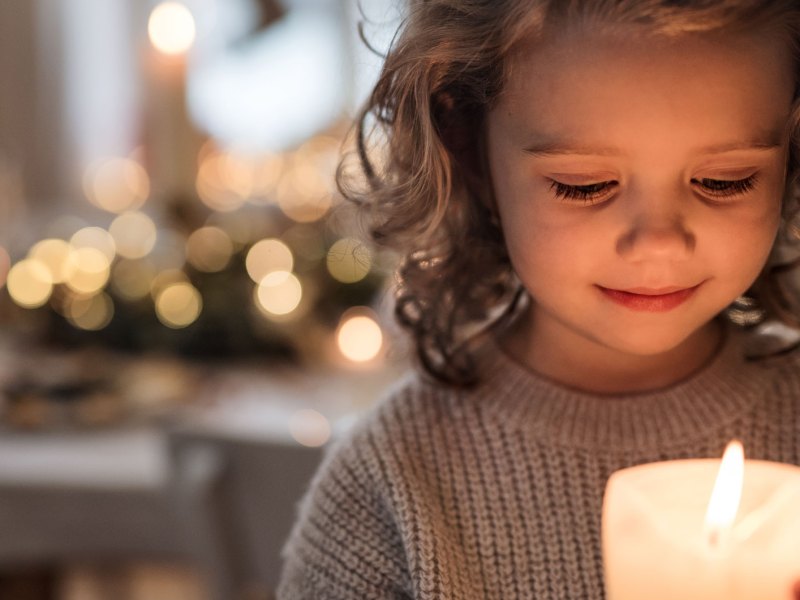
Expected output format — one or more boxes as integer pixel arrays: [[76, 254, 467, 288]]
[[339, 0, 800, 386]]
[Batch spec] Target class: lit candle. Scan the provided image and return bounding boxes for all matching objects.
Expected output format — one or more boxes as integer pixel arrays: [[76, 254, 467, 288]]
[[142, 1, 203, 201], [602, 440, 800, 600]]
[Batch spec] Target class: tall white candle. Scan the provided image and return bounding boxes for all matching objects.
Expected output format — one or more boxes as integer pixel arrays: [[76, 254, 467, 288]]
[[602, 441, 800, 600], [143, 2, 203, 202]]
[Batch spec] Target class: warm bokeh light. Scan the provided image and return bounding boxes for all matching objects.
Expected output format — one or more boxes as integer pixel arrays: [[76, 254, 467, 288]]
[[276, 164, 332, 223], [28, 238, 74, 284], [70, 227, 117, 262], [109, 211, 158, 259], [7, 259, 54, 308], [186, 226, 234, 272], [155, 281, 202, 328], [150, 268, 190, 299], [0, 246, 10, 289], [326, 237, 371, 283], [148, 2, 196, 55], [336, 311, 383, 363], [63, 247, 111, 295], [196, 152, 247, 212], [66, 292, 114, 331], [288, 409, 331, 447], [221, 153, 255, 199], [111, 259, 157, 301], [246, 239, 294, 283], [275, 137, 339, 222], [250, 152, 285, 202], [256, 271, 302, 316], [83, 158, 149, 213]]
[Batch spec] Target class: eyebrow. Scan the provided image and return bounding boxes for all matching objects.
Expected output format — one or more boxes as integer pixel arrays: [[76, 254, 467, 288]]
[[522, 136, 785, 158]]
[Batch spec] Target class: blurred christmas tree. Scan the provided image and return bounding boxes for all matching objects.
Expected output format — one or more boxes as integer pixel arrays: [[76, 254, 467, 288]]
[[0, 129, 389, 368]]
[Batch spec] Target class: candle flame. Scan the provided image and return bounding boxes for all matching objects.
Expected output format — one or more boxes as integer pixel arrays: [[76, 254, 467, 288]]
[[703, 439, 745, 547], [148, 2, 196, 56]]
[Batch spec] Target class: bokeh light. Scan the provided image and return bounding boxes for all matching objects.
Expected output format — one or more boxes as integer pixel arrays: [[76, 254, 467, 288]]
[[66, 292, 114, 331], [150, 268, 190, 299], [109, 211, 158, 259], [28, 239, 74, 284], [63, 247, 111, 295], [288, 409, 331, 447], [70, 227, 117, 262], [148, 2, 196, 55], [255, 271, 302, 316], [336, 310, 383, 363], [246, 239, 293, 283], [249, 152, 285, 203], [275, 138, 339, 222], [326, 237, 371, 283], [155, 281, 202, 328], [111, 259, 158, 301], [7, 259, 54, 308], [275, 163, 332, 223], [83, 158, 149, 213], [186, 226, 234, 272], [196, 152, 248, 212]]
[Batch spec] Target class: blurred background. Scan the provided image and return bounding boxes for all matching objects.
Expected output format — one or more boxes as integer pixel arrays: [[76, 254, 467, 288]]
[[0, 0, 406, 598]]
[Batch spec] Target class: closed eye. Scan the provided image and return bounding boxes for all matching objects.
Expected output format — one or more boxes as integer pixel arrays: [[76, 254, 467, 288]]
[[548, 180, 617, 204], [692, 175, 758, 198]]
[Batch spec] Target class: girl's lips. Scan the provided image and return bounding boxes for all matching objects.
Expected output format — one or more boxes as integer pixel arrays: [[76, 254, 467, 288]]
[[597, 284, 701, 312]]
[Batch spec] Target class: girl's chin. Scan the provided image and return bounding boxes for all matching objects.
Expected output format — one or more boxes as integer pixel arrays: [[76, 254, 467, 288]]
[[594, 319, 722, 358]]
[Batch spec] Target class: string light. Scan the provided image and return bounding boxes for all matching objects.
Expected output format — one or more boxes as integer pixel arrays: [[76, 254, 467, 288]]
[[336, 309, 384, 363], [63, 247, 111, 295], [288, 409, 331, 447], [109, 211, 158, 259], [66, 292, 114, 331], [155, 281, 202, 328], [70, 227, 117, 262], [246, 239, 294, 283], [28, 239, 74, 284], [196, 153, 246, 212], [255, 271, 302, 316], [83, 158, 149, 213], [326, 237, 371, 283], [7, 259, 54, 308], [186, 226, 234, 272], [111, 259, 157, 301], [150, 268, 190, 299]]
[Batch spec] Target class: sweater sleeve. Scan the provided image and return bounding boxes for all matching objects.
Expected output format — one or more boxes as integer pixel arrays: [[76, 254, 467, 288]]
[[276, 422, 412, 599]]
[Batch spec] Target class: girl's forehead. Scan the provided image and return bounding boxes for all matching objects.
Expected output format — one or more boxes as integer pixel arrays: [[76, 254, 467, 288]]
[[500, 24, 794, 102], [492, 25, 795, 155]]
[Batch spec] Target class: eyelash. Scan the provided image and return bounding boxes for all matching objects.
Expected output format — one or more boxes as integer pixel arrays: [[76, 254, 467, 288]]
[[548, 175, 759, 204]]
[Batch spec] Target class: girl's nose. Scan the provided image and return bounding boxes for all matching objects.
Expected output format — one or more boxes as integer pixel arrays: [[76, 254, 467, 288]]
[[615, 208, 696, 263]]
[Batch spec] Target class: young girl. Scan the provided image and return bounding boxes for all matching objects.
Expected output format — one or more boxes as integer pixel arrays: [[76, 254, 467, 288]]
[[278, 1, 800, 598]]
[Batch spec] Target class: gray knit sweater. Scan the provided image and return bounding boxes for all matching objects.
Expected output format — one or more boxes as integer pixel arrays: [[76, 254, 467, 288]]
[[277, 326, 800, 599]]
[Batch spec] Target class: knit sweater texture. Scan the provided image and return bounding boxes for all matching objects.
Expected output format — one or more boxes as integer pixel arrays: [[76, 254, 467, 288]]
[[277, 325, 800, 599]]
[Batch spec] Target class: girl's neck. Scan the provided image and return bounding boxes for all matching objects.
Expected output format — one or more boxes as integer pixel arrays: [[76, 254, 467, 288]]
[[498, 308, 724, 395]]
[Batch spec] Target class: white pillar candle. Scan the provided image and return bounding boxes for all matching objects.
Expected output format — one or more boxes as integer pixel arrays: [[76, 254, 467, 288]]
[[602, 441, 800, 600]]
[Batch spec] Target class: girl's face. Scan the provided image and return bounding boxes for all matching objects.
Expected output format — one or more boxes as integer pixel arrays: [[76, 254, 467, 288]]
[[486, 25, 795, 385]]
